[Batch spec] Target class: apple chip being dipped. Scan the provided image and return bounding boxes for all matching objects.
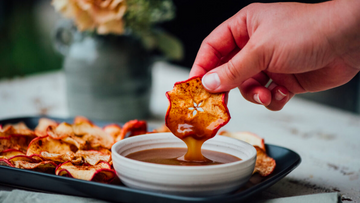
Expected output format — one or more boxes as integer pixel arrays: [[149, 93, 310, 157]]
[[165, 76, 230, 162]]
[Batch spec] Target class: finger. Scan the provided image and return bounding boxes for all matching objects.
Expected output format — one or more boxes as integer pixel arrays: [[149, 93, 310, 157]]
[[239, 78, 272, 106], [266, 85, 293, 111], [238, 72, 271, 104], [201, 38, 266, 93], [189, 11, 249, 78]]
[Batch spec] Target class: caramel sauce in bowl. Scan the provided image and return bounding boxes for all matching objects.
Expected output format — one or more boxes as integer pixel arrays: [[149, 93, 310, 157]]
[[111, 133, 256, 197]]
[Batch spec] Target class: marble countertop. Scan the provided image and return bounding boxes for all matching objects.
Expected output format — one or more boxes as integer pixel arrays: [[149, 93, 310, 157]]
[[0, 61, 359, 202]]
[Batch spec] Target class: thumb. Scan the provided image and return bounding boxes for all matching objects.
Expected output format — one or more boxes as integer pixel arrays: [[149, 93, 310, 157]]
[[201, 43, 265, 93]]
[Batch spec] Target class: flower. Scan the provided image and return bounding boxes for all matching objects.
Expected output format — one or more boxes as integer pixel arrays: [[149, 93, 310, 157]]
[[52, 0, 127, 35]]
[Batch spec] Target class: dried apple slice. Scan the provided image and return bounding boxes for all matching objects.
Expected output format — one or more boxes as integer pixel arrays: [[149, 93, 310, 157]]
[[0, 136, 32, 153], [0, 137, 12, 152], [73, 122, 114, 149], [0, 149, 25, 159], [165, 76, 230, 140], [148, 124, 171, 134], [13, 161, 57, 173], [0, 159, 13, 167], [253, 146, 276, 176], [47, 123, 86, 149], [40, 151, 75, 163], [219, 131, 266, 152], [103, 124, 122, 141], [3, 122, 35, 137], [47, 123, 75, 139], [8, 155, 38, 164], [74, 116, 95, 126], [56, 161, 115, 183], [116, 120, 147, 141], [7, 155, 56, 173], [26, 136, 77, 157], [75, 150, 111, 166], [35, 118, 58, 136]]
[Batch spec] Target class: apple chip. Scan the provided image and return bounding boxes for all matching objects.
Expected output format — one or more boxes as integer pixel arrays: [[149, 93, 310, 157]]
[[0, 149, 25, 159], [103, 124, 122, 141], [74, 116, 95, 126], [152, 124, 171, 133], [12, 161, 57, 173], [75, 150, 111, 166], [56, 161, 115, 183], [3, 122, 35, 137], [40, 151, 76, 163], [47, 122, 75, 139], [73, 122, 114, 149], [7, 155, 56, 173], [0, 159, 13, 167], [27, 136, 77, 157], [219, 131, 266, 152], [116, 120, 147, 141], [0, 136, 32, 153], [35, 118, 58, 136], [253, 146, 276, 176], [47, 123, 86, 149], [165, 76, 230, 140], [0, 137, 12, 152]]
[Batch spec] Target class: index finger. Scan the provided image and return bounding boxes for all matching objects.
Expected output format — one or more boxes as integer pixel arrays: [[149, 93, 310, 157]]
[[189, 10, 249, 78]]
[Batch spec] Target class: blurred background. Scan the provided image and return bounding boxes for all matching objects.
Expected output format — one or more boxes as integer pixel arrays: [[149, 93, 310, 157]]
[[0, 0, 359, 115]]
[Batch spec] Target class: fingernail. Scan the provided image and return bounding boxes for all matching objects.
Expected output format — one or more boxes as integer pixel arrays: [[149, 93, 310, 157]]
[[275, 89, 287, 101], [253, 94, 263, 104], [202, 73, 220, 90]]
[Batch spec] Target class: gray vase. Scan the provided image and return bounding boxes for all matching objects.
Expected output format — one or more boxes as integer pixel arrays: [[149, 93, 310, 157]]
[[54, 21, 152, 122]]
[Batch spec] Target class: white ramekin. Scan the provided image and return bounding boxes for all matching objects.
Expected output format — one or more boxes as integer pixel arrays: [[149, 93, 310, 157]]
[[111, 133, 256, 197]]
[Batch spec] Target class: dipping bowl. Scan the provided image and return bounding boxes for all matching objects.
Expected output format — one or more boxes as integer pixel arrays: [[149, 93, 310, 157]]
[[111, 133, 256, 196]]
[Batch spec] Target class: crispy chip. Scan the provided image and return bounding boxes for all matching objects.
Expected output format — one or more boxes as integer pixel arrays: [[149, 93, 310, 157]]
[[103, 124, 122, 141], [0, 159, 13, 167], [8, 155, 38, 164], [3, 122, 35, 137], [0, 136, 32, 153], [27, 136, 77, 157], [34, 118, 58, 136], [0, 137, 12, 152], [73, 122, 114, 149], [219, 131, 266, 152], [0, 149, 25, 159], [7, 155, 56, 173], [165, 77, 230, 140], [47, 123, 74, 139], [40, 151, 76, 163], [12, 161, 57, 173], [116, 120, 147, 141], [47, 123, 86, 149], [75, 150, 111, 166], [149, 124, 171, 133], [74, 116, 95, 126], [56, 161, 115, 183], [253, 146, 276, 176]]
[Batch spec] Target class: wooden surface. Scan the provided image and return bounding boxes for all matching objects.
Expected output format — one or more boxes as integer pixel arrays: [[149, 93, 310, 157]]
[[0, 61, 359, 202]]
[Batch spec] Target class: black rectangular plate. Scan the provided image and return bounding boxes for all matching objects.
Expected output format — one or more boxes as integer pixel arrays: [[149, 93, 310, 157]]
[[0, 116, 301, 203]]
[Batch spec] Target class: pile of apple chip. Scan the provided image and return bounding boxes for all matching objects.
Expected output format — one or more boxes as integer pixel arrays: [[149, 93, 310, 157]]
[[0, 116, 166, 183]]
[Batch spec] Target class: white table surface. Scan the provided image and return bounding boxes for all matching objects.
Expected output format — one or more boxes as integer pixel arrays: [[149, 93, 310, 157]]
[[0, 61, 359, 202]]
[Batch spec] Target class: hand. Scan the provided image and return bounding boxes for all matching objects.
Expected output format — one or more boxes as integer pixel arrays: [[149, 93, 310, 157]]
[[189, 0, 360, 110]]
